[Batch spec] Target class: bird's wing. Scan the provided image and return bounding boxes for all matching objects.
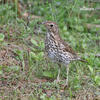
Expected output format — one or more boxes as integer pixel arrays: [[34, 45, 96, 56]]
[[58, 40, 88, 62], [60, 40, 77, 56]]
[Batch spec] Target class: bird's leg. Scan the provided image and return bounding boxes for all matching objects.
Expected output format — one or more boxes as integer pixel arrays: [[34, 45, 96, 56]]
[[56, 67, 60, 82], [56, 64, 61, 83], [65, 66, 69, 87]]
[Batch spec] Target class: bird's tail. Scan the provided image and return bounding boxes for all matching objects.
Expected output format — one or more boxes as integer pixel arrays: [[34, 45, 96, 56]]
[[76, 57, 88, 63], [72, 55, 88, 63], [78, 58, 88, 63]]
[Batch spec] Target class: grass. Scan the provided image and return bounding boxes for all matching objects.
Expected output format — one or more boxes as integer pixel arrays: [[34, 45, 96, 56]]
[[0, 0, 100, 100]]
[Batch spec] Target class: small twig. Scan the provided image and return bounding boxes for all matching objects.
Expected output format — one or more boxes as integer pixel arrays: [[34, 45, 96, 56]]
[[95, 54, 100, 58], [86, 23, 100, 29], [85, 0, 100, 3]]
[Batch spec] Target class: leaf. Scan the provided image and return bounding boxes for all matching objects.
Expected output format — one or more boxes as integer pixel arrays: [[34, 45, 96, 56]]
[[39, 41, 45, 49], [63, 26, 67, 31], [74, 25, 84, 32], [30, 52, 38, 59], [38, 52, 44, 58], [31, 38, 38, 46], [40, 94, 46, 99], [88, 65, 94, 74], [0, 71, 3, 75], [15, 50, 24, 60], [0, 33, 5, 42], [95, 76, 100, 86], [30, 51, 44, 60], [43, 71, 53, 78]]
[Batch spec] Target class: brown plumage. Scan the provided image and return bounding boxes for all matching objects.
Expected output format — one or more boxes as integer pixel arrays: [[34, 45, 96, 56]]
[[42, 21, 85, 87]]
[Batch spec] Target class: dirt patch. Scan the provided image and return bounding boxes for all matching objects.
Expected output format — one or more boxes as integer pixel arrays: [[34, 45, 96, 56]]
[[73, 88, 94, 100], [0, 44, 22, 66], [72, 88, 100, 100]]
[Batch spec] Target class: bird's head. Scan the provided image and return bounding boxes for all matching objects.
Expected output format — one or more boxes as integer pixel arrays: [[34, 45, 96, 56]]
[[42, 21, 59, 34]]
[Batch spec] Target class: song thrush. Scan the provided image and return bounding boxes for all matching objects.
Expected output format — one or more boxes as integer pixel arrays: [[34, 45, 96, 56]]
[[42, 21, 85, 86]]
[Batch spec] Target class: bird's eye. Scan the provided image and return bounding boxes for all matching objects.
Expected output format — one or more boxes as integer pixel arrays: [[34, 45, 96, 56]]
[[50, 24, 53, 27]]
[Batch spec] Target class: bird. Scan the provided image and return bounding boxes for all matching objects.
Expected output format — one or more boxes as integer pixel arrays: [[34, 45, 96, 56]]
[[42, 21, 86, 87]]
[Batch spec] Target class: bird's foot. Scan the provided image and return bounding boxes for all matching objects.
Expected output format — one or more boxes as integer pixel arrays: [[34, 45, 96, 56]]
[[54, 77, 61, 84], [64, 80, 69, 89], [64, 83, 68, 89], [54, 72, 61, 83], [56, 79, 61, 83]]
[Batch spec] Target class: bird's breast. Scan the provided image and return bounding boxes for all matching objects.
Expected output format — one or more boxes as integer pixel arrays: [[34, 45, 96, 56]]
[[45, 36, 58, 61]]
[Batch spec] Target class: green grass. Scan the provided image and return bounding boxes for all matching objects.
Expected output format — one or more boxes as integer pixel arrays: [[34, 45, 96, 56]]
[[0, 0, 100, 100]]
